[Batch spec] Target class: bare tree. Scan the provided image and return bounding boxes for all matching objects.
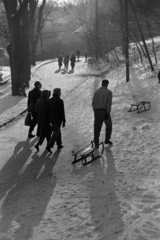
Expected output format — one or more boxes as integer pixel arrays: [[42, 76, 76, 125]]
[[0, 1, 9, 41], [29, 0, 58, 65], [2, 0, 31, 96]]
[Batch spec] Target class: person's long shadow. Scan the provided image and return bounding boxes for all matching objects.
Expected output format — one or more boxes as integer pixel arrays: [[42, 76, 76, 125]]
[[0, 146, 60, 239], [54, 69, 60, 73], [90, 146, 124, 239], [0, 138, 38, 202], [68, 69, 74, 74], [61, 69, 67, 74]]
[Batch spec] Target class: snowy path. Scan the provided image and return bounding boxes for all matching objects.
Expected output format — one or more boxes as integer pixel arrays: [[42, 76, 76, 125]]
[[0, 60, 160, 240]]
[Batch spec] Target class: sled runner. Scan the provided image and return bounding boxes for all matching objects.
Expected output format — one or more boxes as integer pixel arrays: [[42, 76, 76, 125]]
[[128, 101, 150, 113], [72, 141, 104, 165]]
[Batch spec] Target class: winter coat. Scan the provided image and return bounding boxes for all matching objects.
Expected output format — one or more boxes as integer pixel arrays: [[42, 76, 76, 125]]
[[70, 55, 76, 67], [58, 56, 63, 66], [64, 55, 69, 66], [76, 50, 80, 56], [28, 87, 41, 112], [47, 94, 66, 125], [158, 70, 160, 82], [35, 90, 51, 138]]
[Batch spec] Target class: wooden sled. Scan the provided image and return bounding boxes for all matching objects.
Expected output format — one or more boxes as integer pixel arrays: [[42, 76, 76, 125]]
[[72, 141, 104, 165], [128, 101, 150, 113]]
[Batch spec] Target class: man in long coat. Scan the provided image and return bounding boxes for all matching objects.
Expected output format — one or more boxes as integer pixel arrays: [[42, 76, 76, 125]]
[[70, 54, 76, 70], [27, 81, 42, 138], [34, 90, 51, 151], [46, 88, 66, 153]]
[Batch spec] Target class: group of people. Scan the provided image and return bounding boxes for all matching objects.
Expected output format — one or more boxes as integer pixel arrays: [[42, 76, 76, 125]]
[[27, 78, 113, 155], [27, 81, 66, 154], [58, 51, 88, 71], [58, 54, 76, 71]]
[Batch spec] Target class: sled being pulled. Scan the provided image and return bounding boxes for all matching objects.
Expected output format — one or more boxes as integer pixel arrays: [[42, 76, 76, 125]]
[[72, 141, 104, 165]]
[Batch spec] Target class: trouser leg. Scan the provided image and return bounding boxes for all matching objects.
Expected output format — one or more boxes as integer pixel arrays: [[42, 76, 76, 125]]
[[47, 124, 61, 148], [94, 111, 103, 148], [104, 115, 112, 141], [46, 128, 51, 142], [29, 112, 37, 134], [37, 136, 45, 146], [56, 129, 62, 146]]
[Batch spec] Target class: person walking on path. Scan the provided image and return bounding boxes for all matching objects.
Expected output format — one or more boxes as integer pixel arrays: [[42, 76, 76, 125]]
[[92, 79, 113, 149], [76, 49, 80, 61], [34, 90, 51, 151], [27, 81, 42, 138], [70, 54, 76, 70], [158, 70, 160, 83], [46, 88, 66, 154], [85, 52, 88, 62], [64, 54, 69, 70], [58, 55, 63, 71]]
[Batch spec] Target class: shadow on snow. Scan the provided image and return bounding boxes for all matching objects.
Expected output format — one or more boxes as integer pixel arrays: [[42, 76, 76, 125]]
[[72, 146, 125, 239], [0, 137, 60, 239]]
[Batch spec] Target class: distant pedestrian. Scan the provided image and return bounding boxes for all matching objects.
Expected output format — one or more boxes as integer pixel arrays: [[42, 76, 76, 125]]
[[27, 81, 42, 138], [76, 49, 80, 61], [85, 52, 88, 62], [64, 54, 69, 70], [158, 70, 160, 83], [58, 55, 63, 71], [0, 73, 3, 82], [70, 54, 76, 70], [34, 90, 51, 151], [92, 79, 113, 148], [46, 88, 66, 154]]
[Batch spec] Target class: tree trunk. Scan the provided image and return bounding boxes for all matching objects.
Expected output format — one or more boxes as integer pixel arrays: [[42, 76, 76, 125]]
[[9, 16, 23, 96], [124, 0, 129, 82], [119, 0, 126, 55], [30, 0, 46, 65], [129, 0, 154, 71], [30, 39, 36, 65], [3, 0, 32, 96], [29, 0, 37, 65], [22, 8, 31, 87]]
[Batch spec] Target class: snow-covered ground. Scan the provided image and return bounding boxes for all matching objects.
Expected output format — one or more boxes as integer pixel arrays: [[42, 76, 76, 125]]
[[0, 61, 54, 126], [0, 57, 160, 240]]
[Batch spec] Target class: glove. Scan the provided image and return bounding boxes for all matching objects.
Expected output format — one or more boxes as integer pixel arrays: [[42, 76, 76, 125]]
[[62, 122, 65, 128]]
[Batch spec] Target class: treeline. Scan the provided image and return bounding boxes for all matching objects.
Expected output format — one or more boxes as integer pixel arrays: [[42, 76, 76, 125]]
[[0, 0, 160, 95]]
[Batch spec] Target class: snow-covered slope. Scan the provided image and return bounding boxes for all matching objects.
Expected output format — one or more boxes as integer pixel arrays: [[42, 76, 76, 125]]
[[0, 56, 160, 240]]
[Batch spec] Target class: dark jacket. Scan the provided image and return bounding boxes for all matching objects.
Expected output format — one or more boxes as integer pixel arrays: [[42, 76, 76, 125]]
[[27, 87, 41, 112], [35, 90, 51, 138], [58, 56, 63, 65], [64, 55, 69, 65], [48, 94, 66, 125], [70, 55, 76, 66]]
